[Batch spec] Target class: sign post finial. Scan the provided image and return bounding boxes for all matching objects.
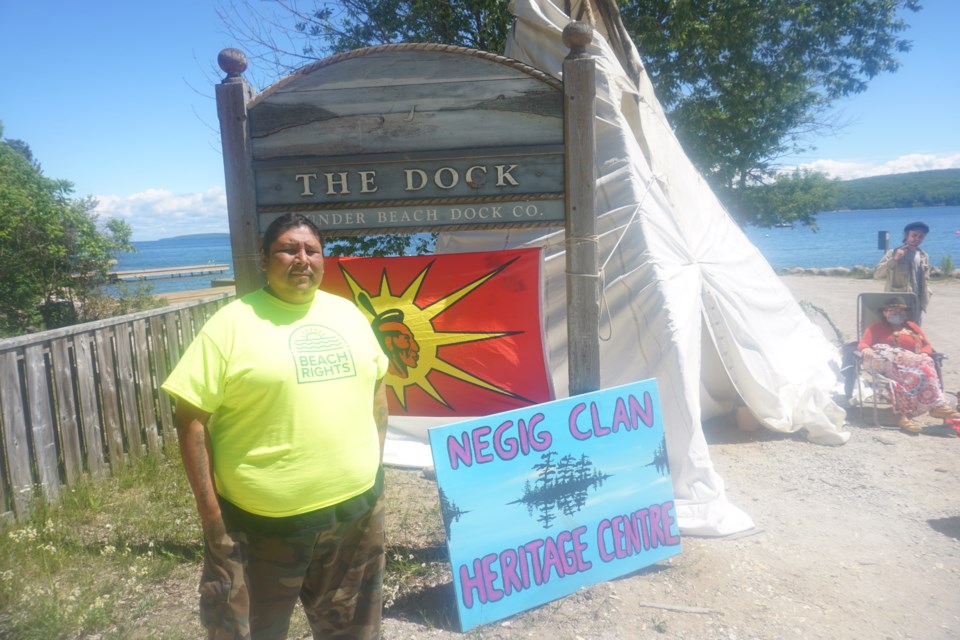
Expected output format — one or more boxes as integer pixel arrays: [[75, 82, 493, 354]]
[[218, 48, 248, 83], [563, 21, 594, 59]]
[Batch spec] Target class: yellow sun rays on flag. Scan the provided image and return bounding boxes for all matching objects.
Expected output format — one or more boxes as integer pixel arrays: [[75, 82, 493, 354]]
[[340, 259, 527, 410]]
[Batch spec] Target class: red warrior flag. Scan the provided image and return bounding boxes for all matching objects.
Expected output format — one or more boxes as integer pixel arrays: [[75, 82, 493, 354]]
[[321, 248, 553, 417]]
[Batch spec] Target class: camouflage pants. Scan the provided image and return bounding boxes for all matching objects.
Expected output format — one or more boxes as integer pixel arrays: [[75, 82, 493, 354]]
[[200, 490, 385, 640]]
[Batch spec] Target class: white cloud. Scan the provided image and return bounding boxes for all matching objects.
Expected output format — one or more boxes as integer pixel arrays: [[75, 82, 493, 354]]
[[94, 187, 228, 241], [793, 152, 960, 181]]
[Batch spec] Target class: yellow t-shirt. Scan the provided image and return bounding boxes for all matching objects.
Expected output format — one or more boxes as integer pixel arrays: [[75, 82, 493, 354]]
[[163, 289, 388, 517]]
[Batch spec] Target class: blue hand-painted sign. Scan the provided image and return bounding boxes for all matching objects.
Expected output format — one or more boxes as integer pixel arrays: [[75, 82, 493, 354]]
[[428, 378, 681, 631]]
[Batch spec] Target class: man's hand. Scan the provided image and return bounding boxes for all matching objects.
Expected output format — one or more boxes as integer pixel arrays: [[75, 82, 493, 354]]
[[198, 516, 249, 638]]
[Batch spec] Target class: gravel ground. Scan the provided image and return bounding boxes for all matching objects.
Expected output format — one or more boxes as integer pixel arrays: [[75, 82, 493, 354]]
[[145, 275, 960, 639], [379, 275, 960, 639]]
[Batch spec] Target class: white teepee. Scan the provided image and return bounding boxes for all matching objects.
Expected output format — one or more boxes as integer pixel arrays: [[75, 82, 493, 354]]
[[430, 0, 849, 536]]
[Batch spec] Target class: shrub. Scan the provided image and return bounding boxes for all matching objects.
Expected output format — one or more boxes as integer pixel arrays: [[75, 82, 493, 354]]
[[940, 254, 955, 277]]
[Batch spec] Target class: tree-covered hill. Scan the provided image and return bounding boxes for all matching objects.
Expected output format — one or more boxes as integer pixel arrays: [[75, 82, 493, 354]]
[[833, 168, 960, 210]]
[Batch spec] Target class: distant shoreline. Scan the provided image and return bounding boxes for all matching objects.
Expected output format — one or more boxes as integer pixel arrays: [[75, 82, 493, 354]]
[[776, 266, 959, 279], [152, 270, 960, 307], [149, 232, 230, 243]]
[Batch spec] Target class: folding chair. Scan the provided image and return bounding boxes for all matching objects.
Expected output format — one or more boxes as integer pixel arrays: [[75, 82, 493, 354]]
[[850, 292, 946, 427]]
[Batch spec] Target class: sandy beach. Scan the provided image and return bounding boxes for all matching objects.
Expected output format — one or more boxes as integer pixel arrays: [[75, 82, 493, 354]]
[[155, 285, 235, 304]]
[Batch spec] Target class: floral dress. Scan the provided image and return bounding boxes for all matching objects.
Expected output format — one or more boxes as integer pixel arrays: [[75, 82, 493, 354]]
[[858, 321, 947, 417]]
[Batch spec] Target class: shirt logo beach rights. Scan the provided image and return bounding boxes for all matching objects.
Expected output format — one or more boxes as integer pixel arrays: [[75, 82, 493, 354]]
[[289, 325, 356, 383]]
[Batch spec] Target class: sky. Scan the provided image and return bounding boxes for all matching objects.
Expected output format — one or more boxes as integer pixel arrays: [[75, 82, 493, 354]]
[[2, 1, 958, 242]]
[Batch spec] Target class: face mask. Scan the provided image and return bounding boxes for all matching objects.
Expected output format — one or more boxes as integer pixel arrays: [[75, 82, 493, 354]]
[[886, 313, 904, 325]]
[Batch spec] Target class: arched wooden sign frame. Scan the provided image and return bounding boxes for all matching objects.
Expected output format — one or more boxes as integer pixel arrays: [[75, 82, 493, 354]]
[[216, 26, 599, 394]]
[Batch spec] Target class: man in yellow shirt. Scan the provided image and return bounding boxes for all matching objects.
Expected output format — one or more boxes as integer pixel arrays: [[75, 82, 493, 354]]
[[164, 213, 388, 639]]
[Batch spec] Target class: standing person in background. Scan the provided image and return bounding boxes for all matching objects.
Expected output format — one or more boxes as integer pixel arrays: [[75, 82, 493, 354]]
[[875, 221, 931, 323], [163, 213, 389, 640]]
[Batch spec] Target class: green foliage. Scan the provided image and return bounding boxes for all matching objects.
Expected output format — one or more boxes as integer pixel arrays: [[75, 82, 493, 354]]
[[738, 170, 838, 228], [621, 0, 920, 198], [77, 282, 166, 323], [0, 448, 201, 639], [941, 254, 955, 277], [0, 125, 138, 336], [313, 0, 510, 54], [738, 169, 960, 225], [221, 0, 920, 230], [222, 0, 511, 67], [324, 232, 436, 257], [832, 169, 960, 210], [0, 455, 446, 638]]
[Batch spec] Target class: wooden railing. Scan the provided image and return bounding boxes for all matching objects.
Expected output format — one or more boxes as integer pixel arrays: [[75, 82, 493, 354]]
[[0, 293, 234, 521]]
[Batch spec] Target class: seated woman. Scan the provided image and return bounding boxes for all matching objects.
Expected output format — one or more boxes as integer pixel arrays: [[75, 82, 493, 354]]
[[858, 296, 960, 433]]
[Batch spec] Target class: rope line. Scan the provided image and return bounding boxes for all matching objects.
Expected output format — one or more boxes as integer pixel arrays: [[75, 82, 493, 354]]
[[596, 174, 660, 340]]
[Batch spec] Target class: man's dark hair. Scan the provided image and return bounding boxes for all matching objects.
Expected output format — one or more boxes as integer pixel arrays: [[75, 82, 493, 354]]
[[260, 213, 323, 253], [903, 221, 929, 234]]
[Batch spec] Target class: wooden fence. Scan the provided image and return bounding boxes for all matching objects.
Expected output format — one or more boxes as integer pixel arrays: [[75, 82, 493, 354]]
[[0, 293, 233, 522]]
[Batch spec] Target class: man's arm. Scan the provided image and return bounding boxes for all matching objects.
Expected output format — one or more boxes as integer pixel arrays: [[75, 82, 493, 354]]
[[373, 377, 389, 461], [173, 398, 221, 536]]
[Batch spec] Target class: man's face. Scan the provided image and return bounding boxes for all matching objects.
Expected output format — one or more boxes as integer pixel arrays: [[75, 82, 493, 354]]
[[904, 229, 926, 246], [260, 225, 324, 304], [260, 227, 323, 304]]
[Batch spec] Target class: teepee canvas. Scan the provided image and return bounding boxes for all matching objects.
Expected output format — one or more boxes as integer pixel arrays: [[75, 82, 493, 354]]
[[430, 0, 849, 536]]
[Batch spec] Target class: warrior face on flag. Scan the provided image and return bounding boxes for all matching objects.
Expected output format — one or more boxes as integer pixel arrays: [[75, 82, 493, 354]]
[[371, 308, 421, 379]]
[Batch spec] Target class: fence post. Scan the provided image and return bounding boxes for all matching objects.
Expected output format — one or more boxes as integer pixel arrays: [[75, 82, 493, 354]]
[[0, 350, 34, 517]]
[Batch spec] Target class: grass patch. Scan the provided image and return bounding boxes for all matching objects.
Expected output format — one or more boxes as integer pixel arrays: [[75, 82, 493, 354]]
[[0, 450, 452, 638], [0, 443, 201, 639]]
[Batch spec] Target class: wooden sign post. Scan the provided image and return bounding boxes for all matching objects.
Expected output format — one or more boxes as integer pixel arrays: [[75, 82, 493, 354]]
[[563, 23, 600, 396], [215, 48, 262, 296]]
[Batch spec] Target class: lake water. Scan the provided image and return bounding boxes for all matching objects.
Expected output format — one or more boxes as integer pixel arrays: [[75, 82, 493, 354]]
[[113, 206, 959, 294], [743, 206, 960, 270], [112, 234, 235, 295]]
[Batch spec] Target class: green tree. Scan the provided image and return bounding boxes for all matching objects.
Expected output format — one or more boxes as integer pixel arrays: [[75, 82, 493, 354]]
[[219, 0, 510, 75], [219, 0, 919, 228], [739, 170, 838, 229], [620, 0, 920, 222], [218, 0, 510, 255], [0, 124, 135, 336]]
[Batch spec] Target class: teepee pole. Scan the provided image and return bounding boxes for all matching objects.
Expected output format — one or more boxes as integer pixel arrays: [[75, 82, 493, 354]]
[[563, 22, 601, 395]]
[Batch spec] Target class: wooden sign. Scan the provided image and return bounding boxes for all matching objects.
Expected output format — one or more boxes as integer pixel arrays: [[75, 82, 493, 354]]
[[243, 45, 565, 235], [428, 379, 681, 631]]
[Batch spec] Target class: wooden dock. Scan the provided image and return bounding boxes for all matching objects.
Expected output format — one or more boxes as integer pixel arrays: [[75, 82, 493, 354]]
[[108, 264, 230, 282]]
